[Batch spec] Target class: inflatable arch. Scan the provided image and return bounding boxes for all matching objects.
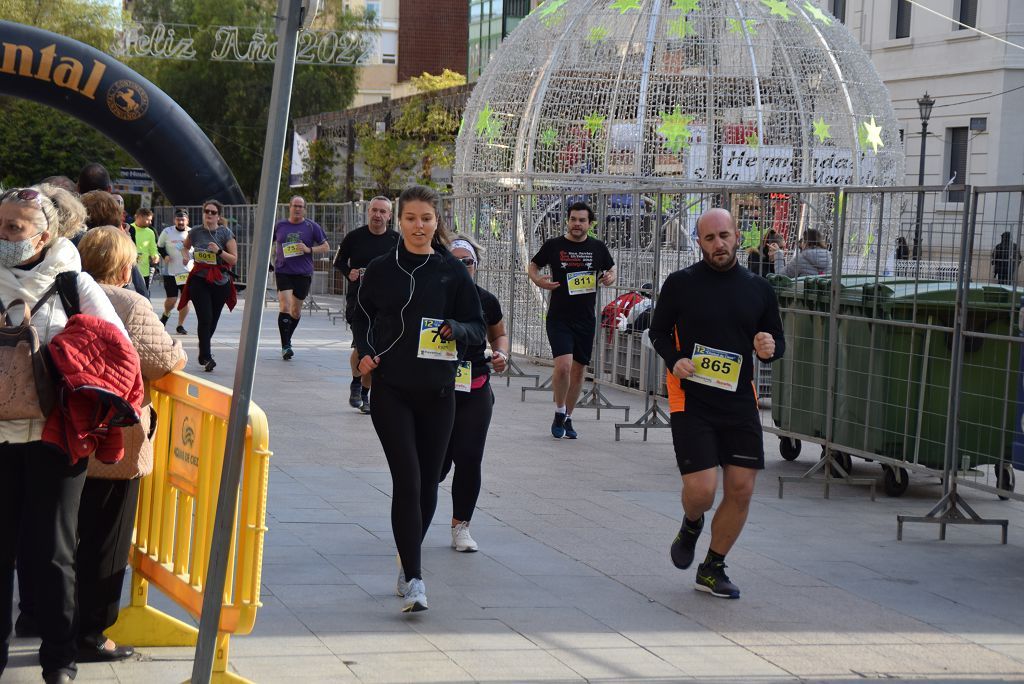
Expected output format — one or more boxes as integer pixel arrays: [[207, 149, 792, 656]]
[[0, 20, 245, 205]]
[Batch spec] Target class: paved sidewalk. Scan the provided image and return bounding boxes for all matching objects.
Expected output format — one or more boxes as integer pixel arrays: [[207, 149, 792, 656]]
[[7, 293, 1024, 682]]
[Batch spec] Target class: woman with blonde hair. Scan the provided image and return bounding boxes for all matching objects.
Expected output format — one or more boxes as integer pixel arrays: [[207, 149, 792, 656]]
[[74, 226, 186, 661]]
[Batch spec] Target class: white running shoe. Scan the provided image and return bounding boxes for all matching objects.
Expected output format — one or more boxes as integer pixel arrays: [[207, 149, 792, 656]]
[[396, 554, 409, 597], [451, 521, 478, 552], [402, 578, 428, 612]]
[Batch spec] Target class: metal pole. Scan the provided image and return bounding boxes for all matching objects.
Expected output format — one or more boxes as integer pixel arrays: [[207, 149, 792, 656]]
[[913, 120, 929, 259], [191, 0, 303, 680]]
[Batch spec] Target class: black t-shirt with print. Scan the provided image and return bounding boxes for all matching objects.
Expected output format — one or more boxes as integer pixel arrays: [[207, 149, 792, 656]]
[[531, 235, 615, 321]]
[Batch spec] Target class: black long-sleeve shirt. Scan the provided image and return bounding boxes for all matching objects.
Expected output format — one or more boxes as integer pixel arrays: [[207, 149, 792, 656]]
[[352, 243, 486, 393], [648, 260, 785, 413], [333, 225, 401, 316]]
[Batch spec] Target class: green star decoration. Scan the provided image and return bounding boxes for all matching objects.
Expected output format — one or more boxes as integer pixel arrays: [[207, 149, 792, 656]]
[[727, 17, 758, 34], [760, 0, 795, 20], [741, 222, 763, 249], [802, 1, 833, 25], [610, 0, 642, 14], [539, 127, 558, 147], [475, 103, 502, 143], [490, 217, 501, 238], [583, 112, 606, 137], [535, 0, 569, 18], [587, 26, 610, 44], [667, 15, 696, 38], [862, 116, 884, 153], [861, 231, 876, 258], [657, 106, 694, 153], [745, 132, 760, 148], [671, 0, 701, 11], [812, 116, 832, 143]]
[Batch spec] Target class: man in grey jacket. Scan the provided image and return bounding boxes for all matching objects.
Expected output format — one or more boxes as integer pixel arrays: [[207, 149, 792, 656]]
[[770, 228, 832, 277]]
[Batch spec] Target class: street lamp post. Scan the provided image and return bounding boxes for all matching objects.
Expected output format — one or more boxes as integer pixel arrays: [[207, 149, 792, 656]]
[[913, 91, 935, 260]]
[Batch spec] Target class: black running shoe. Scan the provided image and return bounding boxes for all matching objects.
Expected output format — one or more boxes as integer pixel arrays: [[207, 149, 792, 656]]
[[176, 325, 188, 335], [282, 346, 294, 360], [670, 515, 703, 570], [563, 417, 578, 439], [349, 381, 362, 409], [695, 560, 740, 599], [551, 412, 566, 438], [204, 358, 216, 372], [159, 314, 169, 327], [359, 390, 371, 414]]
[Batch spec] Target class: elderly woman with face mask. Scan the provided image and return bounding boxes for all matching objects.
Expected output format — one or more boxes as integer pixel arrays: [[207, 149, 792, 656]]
[[0, 186, 126, 684]]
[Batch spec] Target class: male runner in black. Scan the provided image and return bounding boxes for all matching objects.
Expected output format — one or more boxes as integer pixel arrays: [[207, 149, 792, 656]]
[[648, 208, 785, 599], [334, 196, 398, 412], [528, 201, 615, 439]]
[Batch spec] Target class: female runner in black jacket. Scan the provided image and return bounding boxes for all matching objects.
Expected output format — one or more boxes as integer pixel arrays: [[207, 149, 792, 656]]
[[351, 185, 486, 613]]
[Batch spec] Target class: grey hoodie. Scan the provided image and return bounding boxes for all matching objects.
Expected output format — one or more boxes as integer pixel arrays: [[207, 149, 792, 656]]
[[774, 247, 832, 277]]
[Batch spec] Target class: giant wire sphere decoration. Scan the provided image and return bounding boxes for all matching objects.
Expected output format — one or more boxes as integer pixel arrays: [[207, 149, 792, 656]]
[[454, 0, 904, 194]]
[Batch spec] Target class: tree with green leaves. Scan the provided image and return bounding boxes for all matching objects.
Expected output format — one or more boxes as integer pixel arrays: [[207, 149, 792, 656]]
[[300, 138, 339, 201], [0, 0, 133, 187]]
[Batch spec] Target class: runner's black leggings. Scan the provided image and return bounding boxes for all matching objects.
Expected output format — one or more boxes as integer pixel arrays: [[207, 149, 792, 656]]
[[188, 277, 230, 361], [370, 381, 455, 581], [440, 380, 494, 522]]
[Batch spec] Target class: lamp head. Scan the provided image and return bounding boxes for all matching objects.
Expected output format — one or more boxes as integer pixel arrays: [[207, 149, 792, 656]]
[[917, 92, 935, 123]]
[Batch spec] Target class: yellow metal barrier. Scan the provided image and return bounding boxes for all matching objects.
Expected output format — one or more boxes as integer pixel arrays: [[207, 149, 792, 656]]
[[106, 371, 271, 683]]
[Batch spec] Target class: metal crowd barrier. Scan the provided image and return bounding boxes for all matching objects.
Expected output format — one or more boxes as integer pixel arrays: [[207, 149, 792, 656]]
[[107, 371, 272, 683]]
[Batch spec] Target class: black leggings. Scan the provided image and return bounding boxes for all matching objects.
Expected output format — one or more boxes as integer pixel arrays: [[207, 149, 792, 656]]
[[189, 278, 230, 361], [370, 381, 455, 581], [440, 380, 494, 522], [1, 442, 86, 679]]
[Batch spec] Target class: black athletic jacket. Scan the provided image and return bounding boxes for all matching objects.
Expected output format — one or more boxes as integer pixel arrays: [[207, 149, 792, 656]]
[[352, 243, 486, 393]]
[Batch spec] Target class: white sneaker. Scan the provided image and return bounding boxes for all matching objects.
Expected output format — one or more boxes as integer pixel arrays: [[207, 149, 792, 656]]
[[402, 578, 428, 612], [451, 521, 478, 552], [396, 554, 409, 597]]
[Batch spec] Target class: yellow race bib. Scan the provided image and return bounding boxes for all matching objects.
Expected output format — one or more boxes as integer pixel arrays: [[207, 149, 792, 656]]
[[455, 361, 472, 392], [194, 249, 217, 265], [688, 343, 743, 392], [566, 270, 596, 295], [282, 242, 304, 258], [417, 317, 457, 360], [174, 272, 189, 285]]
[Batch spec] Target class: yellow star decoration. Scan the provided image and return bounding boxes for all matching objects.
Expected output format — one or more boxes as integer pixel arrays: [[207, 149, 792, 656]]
[[610, 0, 642, 14], [802, 1, 833, 25], [862, 116, 884, 153], [744, 132, 760, 148], [657, 106, 694, 153], [671, 0, 700, 11], [667, 15, 696, 38], [760, 0, 795, 20], [727, 17, 758, 35], [584, 112, 606, 137], [812, 116, 831, 142], [587, 26, 610, 44]]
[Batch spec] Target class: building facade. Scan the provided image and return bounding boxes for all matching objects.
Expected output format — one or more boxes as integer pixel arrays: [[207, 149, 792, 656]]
[[468, 0, 534, 82], [397, 0, 468, 82]]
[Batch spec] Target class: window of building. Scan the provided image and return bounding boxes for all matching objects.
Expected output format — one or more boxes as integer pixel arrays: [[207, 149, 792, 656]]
[[380, 31, 397, 64], [828, 0, 846, 24], [365, 0, 381, 24], [954, 0, 978, 29], [892, 0, 911, 39], [946, 127, 968, 203]]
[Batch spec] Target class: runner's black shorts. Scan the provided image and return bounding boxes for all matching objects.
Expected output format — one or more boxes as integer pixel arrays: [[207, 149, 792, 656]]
[[546, 316, 596, 366], [275, 273, 312, 300], [162, 275, 184, 297], [670, 406, 765, 474]]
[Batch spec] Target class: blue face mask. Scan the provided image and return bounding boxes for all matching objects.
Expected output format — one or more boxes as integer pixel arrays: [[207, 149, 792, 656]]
[[0, 232, 43, 268]]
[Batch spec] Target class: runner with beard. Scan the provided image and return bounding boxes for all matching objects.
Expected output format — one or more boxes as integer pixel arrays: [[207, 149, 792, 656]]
[[648, 208, 785, 600], [528, 201, 615, 440]]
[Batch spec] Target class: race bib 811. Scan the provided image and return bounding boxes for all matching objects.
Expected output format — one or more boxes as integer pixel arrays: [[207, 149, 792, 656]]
[[688, 343, 743, 392], [566, 270, 596, 295]]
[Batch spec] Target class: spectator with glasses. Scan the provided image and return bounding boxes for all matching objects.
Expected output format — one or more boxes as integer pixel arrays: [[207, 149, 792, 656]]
[[0, 186, 126, 684], [179, 199, 238, 372]]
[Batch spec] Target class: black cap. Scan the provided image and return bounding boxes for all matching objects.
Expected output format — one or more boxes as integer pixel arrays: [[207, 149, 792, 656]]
[[174, 209, 188, 218]]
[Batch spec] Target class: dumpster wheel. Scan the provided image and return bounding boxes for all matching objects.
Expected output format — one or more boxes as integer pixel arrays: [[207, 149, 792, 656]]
[[882, 465, 909, 497], [997, 464, 1015, 501], [819, 448, 852, 477], [779, 437, 801, 461]]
